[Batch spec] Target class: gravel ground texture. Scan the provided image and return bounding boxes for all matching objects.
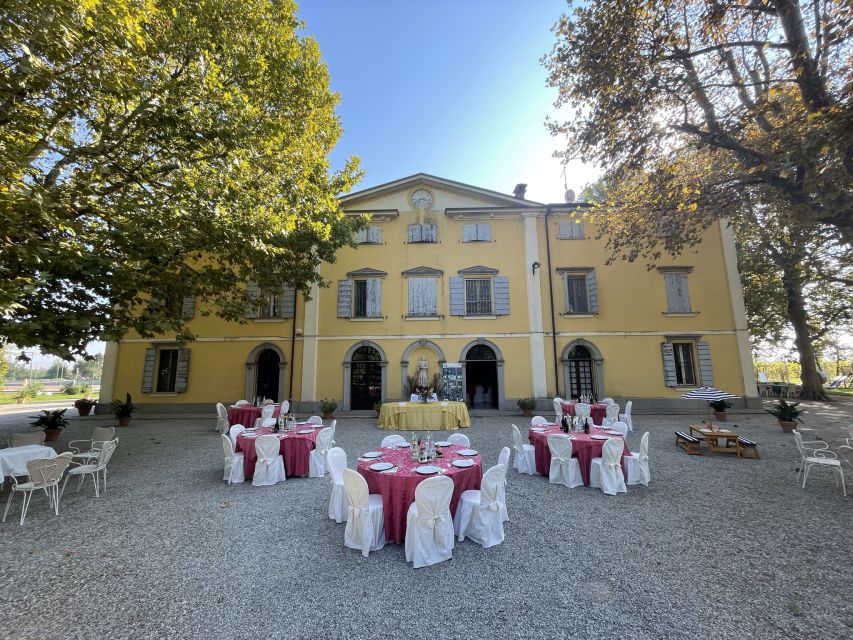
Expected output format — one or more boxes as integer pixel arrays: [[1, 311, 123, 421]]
[[1, 403, 851, 640]]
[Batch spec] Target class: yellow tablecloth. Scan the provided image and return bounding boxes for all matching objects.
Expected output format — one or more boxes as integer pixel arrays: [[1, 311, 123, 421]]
[[377, 401, 471, 431]]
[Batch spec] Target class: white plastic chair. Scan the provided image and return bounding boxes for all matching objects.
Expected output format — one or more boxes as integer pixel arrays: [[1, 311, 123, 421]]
[[215, 403, 229, 433], [553, 397, 565, 423], [626, 431, 650, 486], [547, 434, 583, 488], [221, 434, 245, 484], [61, 439, 119, 498], [531, 416, 549, 426], [342, 468, 385, 557], [589, 438, 627, 496], [793, 430, 846, 496], [229, 424, 246, 446], [381, 435, 407, 448], [309, 427, 334, 478], [574, 403, 591, 421], [497, 446, 510, 522], [252, 435, 285, 486], [68, 426, 115, 465], [3, 453, 73, 525], [8, 432, 46, 448], [511, 424, 536, 475], [447, 433, 470, 447], [405, 475, 455, 568], [307, 416, 323, 425], [619, 400, 634, 431], [607, 421, 630, 437], [454, 464, 506, 548], [602, 403, 620, 426], [234, 399, 249, 406], [254, 404, 276, 429], [327, 447, 348, 523]]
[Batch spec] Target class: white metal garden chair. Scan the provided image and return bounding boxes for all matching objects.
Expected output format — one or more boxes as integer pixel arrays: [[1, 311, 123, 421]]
[[68, 426, 115, 465], [61, 439, 119, 499], [793, 430, 846, 496], [3, 453, 73, 525]]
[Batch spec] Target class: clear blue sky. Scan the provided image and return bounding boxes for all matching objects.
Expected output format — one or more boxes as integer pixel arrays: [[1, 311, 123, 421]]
[[297, 0, 598, 203]]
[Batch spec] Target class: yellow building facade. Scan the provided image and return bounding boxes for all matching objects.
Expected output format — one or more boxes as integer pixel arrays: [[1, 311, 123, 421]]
[[100, 174, 758, 412]]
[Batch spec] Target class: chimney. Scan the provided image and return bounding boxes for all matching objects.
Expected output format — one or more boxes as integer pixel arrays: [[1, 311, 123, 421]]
[[513, 183, 527, 199]]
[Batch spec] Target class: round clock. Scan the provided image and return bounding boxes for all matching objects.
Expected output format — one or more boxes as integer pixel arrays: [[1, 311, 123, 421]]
[[411, 188, 433, 209]]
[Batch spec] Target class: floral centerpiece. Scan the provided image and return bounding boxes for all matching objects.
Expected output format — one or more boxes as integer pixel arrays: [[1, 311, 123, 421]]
[[418, 386, 434, 403]]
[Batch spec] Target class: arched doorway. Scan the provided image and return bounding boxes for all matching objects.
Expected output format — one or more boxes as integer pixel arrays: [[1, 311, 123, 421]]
[[255, 349, 280, 401], [350, 345, 383, 410], [464, 344, 499, 409], [561, 339, 605, 400]]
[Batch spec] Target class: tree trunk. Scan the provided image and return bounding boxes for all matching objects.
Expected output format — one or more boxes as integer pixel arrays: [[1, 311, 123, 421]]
[[781, 261, 828, 400]]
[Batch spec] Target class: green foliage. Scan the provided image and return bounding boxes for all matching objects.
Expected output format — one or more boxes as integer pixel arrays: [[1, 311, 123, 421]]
[[0, 355, 8, 381], [63, 382, 92, 395], [14, 381, 44, 401], [73, 397, 97, 410], [709, 399, 732, 412], [30, 408, 69, 430], [0, 0, 363, 359], [405, 375, 419, 395], [318, 398, 337, 413], [74, 354, 104, 380], [765, 399, 803, 423], [517, 397, 536, 410], [112, 393, 135, 418]]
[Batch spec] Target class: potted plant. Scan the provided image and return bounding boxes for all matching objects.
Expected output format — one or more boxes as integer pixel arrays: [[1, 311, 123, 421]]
[[709, 399, 732, 422], [74, 397, 97, 417], [517, 397, 536, 417], [30, 408, 69, 442], [373, 401, 382, 417], [319, 398, 337, 419], [14, 381, 44, 404], [112, 393, 135, 426], [765, 398, 802, 433]]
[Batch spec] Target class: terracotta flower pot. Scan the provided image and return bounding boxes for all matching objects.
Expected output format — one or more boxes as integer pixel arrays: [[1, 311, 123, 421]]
[[44, 428, 61, 442], [778, 420, 797, 433], [76, 405, 93, 417], [522, 408, 533, 417], [118, 416, 131, 427], [713, 411, 727, 422], [322, 411, 333, 419]]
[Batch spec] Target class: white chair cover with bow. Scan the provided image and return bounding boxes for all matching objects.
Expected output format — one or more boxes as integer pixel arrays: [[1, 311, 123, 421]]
[[327, 447, 349, 523], [447, 433, 470, 447], [619, 400, 634, 431], [307, 416, 323, 425], [602, 403, 620, 426], [229, 424, 246, 447], [220, 434, 245, 484], [607, 421, 630, 437], [381, 435, 407, 448], [531, 416, 549, 426], [589, 438, 627, 495], [497, 446, 510, 522], [280, 401, 290, 415], [574, 403, 591, 421], [215, 403, 229, 433], [405, 475, 455, 568], [601, 397, 615, 405], [553, 397, 565, 423], [454, 464, 507, 548], [234, 400, 249, 406], [511, 424, 536, 475], [254, 404, 276, 429], [342, 469, 385, 557], [309, 427, 334, 478], [547, 434, 583, 488], [626, 431, 650, 486], [252, 435, 285, 486]]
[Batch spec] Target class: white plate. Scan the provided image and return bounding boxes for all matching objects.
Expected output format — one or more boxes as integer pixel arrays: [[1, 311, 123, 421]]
[[297, 429, 313, 434], [452, 459, 474, 468], [434, 441, 452, 447], [415, 465, 440, 475], [362, 451, 382, 459], [370, 462, 394, 472], [606, 430, 623, 436], [458, 449, 478, 456], [590, 435, 609, 440]]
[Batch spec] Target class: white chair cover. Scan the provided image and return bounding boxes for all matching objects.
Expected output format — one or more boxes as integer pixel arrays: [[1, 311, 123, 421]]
[[255, 404, 276, 429], [604, 403, 620, 424], [511, 424, 536, 475], [342, 468, 385, 556], [607, 421, 630, 437], [252, 435, 285, 486], [307, 416, 323, 425], [328, 419, 337, 445], [531, 416, 549, 426], [216, 403, 229, 433], [262, 399, 274, 405], [626, 431, 650, 486], [229, 424, 246, 446], [309, 427, 334, 477], [601, 397, 615, 405], [590, 438, 627, 495], [574, 403, 591, 420], [553, 397, 564, 423], [327, 447, 348, 523], [547, 434, 583, 488], [497, 446, 510, 522], [454, 464, 506, 548], [381, 435, 407, 448], [405, 475, 455, 568], [221, 434, 245, 484], [619, 400, 634, 431], [447, 433, 470, 447], [234, 400, 249, 405]]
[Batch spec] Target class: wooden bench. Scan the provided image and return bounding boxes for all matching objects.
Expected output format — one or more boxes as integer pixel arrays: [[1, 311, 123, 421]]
[[675, 431, 703, 455], [729, 436, 760, 459]]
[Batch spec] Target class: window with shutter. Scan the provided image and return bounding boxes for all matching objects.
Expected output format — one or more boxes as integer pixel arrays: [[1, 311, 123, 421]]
[[672, 342, 697, 386], [462, 223, 491, 242], [407, 278, 437, 317], [465, 279, 493, 315], [564, 275, 589, 313], [558, 221, 584, 239], [449, 277, 465, 316], [366, 226, 382, 244], [365, 278, 382, 317], [352, 280, 368, 318], [353, 228, 368, 244], [663, 272, 691, 313], [141, 348, 156, 393], [181, 296, 195, 319], [408, 223, 437, 243], [244, 282, 259, 318], [174, 348, 191, 393], [696, 341, 713, 386], [337, 279, 353, 318], [155, 348, 180, 392]]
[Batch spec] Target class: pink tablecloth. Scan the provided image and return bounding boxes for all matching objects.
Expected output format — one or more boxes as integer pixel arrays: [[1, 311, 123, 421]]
[[529, 425, 630, 485], [560, 401, 607, 426], [227, 404, 282, 427], [357, 445, 482, 545], [235, 425, 318, 478]]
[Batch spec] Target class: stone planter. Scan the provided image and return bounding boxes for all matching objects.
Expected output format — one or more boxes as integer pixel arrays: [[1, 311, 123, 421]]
[[778, 420, 797, 433]]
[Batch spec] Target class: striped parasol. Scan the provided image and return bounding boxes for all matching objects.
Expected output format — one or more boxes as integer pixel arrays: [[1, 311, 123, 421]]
[[681, 386, 737, 425]]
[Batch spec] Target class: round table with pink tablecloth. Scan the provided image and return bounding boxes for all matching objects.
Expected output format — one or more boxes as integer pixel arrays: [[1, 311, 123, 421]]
[[235, 425, 319, 478], [227, 404, 282, 428], [528, 424, 630, 485], [560, 401, 608, 426], [357, 444, 482, 545]]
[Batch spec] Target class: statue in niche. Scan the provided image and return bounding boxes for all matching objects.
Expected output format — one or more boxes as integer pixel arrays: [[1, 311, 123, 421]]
[[417, 356, 429, 388]]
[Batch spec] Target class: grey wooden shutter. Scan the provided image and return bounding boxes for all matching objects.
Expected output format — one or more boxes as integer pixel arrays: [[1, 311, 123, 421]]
[[586, 271, 599, 313], [174, 348, 191, 393], [245, 282, 259, 318], [665, 273, 691, 312], [494, 275, 510, 315], [449, 276, 465, 316], [462, 224, 476, 242], [279, 286, 296, 318], [477, 223, 491, 241], [408, 278, 436, 316], [559, 221, 584, 239], [366, 226, 382, 244], [422, 224, 437, 242], [353, 228, 368, 244], [696, 341, 714, 386], [181, 296, 195, 319], [661, 342, 677, 386], [366, 278, 382, 317], [337, 279, 352, 317], [141, 348, 156, 393], [408, 224, 422, 243]]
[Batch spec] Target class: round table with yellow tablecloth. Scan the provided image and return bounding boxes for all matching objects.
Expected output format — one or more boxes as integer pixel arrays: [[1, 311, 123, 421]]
[[377, 401, 470, 431]]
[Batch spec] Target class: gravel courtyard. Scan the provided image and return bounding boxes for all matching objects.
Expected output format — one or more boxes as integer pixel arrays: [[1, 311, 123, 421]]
[[1, 405, 851, 640]]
